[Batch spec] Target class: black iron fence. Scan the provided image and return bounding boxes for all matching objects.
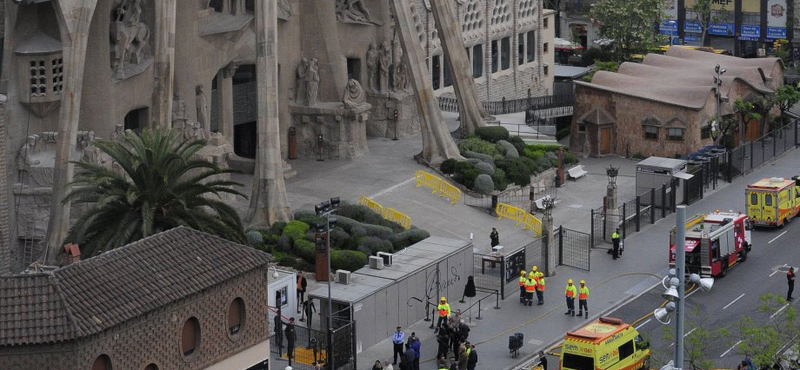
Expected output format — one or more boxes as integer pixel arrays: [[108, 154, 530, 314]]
[[270, 306, 357, 370], [436, 94, 575, 116], [463, 185, 558, 214], [724, 119, 799, 182], [555, 226, 591, 271], [473, 237, 545, 300], [591, 183, 676, 247]]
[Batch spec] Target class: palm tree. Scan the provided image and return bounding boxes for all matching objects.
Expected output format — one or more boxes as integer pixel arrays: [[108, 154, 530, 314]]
[[64, 128, 246, 256]]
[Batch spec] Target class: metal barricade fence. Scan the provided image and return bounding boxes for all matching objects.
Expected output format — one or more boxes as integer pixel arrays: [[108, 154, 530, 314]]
[[724, 119, 799, 182], [555, 226, 591, 271], [473, 252, 504, 298]]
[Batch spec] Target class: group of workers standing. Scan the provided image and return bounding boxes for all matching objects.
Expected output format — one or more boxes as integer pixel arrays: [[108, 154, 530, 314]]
[[517, 266, 590, 318]]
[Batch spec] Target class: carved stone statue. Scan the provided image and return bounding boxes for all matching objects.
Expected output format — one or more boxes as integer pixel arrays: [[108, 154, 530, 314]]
[[366, 42, 379, 91], [379, 41, 391, 92], [342, 79, 367, 109], [17, 135, 41, 174], [294, 58, 309, 104], [305, 58, 320, 107], [111, 124, 125, 142], [336, 0, 377, 25], [110, 0, 151, 79], [79, 133, 103, 166], [393, 62, 409, 91], [392, 32, 403, 69], [278, 0, 293, 20], [171, 92, 188, 127], [195, 84, 209, 133]]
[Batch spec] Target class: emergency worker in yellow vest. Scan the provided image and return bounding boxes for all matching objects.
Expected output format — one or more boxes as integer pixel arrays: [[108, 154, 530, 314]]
[[436, 297, 451, 331], [518, 270, 527, 303], [524, 272, 537, 306], [564, 279, 577, 316], [536, 272, 545, 305], [578, 280, 590, 319]]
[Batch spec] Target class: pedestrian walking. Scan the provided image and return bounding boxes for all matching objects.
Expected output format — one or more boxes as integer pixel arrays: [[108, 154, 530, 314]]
[[457, 320, 470, 343], [578, 280, 590, 319], [274, 313, 284, 351], [436, 297, 451, 331], [564, 279, 577, 316], [612, 229, 621, 260], [392, 326, 405, 365], [538, 351, 548, 370], [436, 326, 450, 359], [401, 342, 415, 370], [297, 273, 308, 312], [457, 344, 468, 370], [788, 267, 795, 302], [408, 332, 421, 370], [372, 360, 384, 370], [301, 298, 317, 325], [518, 270, 527, 303], [490, 228, 499, 248], [449, 321, 461, 358], [536, 272, 546, 305], [524, 272, 537, 306], [467, 344, 478, 370], [285, 318, 297, 365]]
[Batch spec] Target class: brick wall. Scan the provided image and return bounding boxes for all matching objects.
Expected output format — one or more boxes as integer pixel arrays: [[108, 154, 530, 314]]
[[0, 267, 270, 370]]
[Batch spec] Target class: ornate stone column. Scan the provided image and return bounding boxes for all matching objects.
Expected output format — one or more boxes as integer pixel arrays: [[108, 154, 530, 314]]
[[247, 0, 291, 226], [541, 197, 556, 277], [44, 0, 98, 266], [152, 0, 176, 128], [604, 165, 619, 242], [428, 0, 488, 135], [218, 61, 239, 146]]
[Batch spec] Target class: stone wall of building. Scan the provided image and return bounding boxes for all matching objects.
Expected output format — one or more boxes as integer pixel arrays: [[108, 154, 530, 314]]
[[0, 267, 270, 369]]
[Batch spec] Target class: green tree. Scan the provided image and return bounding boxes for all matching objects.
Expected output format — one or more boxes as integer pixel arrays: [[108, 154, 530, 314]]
[[755, 95, 777, 136], [588, 0, 666, 61], [64, 128, 246, 256], [582, 60, 619, 82], [737, 294, 800, 368], [773, 84, 800, 127], [733, 99, 761, 143], [686, 0, 731, 47], [660, 306, 726, 370]]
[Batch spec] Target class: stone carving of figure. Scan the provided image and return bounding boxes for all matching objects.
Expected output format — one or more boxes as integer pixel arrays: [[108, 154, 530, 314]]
[[195, 84, 209, 133], [342, 79, 367, 109], [295, 58, 309, 104], [17, 135, 41, 173], [336, 0, 375, 25], [305, 58, 320, 107], [394, 62, 409, 91], [379, 41, 391, 92], [111, 124, 125, 142], [366, 42, 379, 91], [79, 133, 103, 166], [278, 0, 293, 20], [392, 32, 403, 68], [111, 0, 151, 79], [172, 92, 188, 127], [185, 121, 207, 141]]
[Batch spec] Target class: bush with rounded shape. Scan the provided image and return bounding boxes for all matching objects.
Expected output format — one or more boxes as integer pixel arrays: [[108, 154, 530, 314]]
[[462, 151, 495, 166], [496, 158, 532, 186], [293, 209, 316, 220], [535, 157, 552, 169], [523, 148, 546, 160], [296, 214, 325, 228], [474, 161, 495, 175], [245, 230, 264, 248], [564, 152, 579, 165], [269, 221, 287, 235], [276, 255, 298, 268], [276, 234, 293, 252], [508, 136, 526, 154], [455, 168, 479, 188], [293, 238, 316, 262], [350, 224, 367, 239], [330, 228, 353, 249], [363, 224, 394, 240], [283, 220, 310, 241], [492, 168, 509, 191], [263, 233, 280, 245], [496, 140, 519, 158], [357, 236, 394, 255], [440, 158, 458, 174], [331, 249, 368, 272], [475, 126, 510, 143], [458, 137, 499, 156], [473, 174, 495, 194], [390, 228, 431, 250], [518, 156, 539, 174], [545, 151, 557, 160], [336, 204, 384, 225], [331, 215, 360, 233]]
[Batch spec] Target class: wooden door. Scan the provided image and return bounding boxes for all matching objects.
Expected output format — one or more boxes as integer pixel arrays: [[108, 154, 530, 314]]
[[599, 126, 612, 154]]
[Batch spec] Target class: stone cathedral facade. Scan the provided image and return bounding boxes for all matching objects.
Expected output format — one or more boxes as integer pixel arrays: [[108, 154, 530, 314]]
[[0, 0, 553, 274]]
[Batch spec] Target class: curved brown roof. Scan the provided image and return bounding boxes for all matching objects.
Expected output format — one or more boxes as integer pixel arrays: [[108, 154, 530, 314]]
[[578, 71, 715, 109], [641, 54, 772, 93], [664, 47, 783, 80]]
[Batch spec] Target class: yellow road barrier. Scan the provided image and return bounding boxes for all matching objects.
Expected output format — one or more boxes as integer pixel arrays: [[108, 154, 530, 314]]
[[521, 213, 542, 237], [415, 170, 442, 194], [438, 181, 462, 204], [496, 202, 526, 226], [358, 196, 384, 216], [384, 208, 412, 229]]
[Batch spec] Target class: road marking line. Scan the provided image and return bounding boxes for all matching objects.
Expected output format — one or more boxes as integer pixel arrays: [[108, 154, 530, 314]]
[[720, 340, 742, 357], [771, 270, 780, 277], [369, 177, 415, 199], [724, 294, 745, 309], [771, 304, 790, 319], [670, 328, 697, 346], [634, 318, 651, 330], [769, 231, 788, 244], [686, 288, 699, 298]]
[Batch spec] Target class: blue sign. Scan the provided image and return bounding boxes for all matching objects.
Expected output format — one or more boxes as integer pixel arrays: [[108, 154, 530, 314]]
[[684, 35, 698, 43], [709, 23, 734, 35], [660, 20, 678, 35], [684, 20, 702, 33], [767, 27, 787, 39], [740, 25, 761, 39]]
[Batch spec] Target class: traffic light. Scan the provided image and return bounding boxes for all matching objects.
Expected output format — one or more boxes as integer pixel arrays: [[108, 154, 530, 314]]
[[774, 40, 780, 51]]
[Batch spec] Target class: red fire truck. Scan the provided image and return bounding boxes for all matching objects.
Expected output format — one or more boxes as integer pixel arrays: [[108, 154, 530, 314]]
[[669, 211, 752, 278]]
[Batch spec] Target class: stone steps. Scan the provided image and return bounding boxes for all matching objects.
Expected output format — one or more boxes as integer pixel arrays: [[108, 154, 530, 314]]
[[282, 162, 297, 179]]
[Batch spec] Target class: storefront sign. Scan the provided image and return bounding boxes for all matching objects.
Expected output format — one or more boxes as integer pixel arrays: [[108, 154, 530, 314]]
[[708, 23, 734, 36], [767, 0, 787, 28], [664, 0, 678, 19], [684, 20, 702, 34], [766, 27, 787, 40], [684, 35, 698, 43], [660, 20, 678, 35], [740, 25, 761, 39]]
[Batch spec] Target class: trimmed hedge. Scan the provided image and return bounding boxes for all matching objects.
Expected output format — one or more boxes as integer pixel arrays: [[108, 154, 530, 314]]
[[508, 136, 527, 154], [276, 234, 293, 252], [474, 174, 495, 194], [357, 236, 394, 255], [293, 238, 316, 262], [390, 228, 431, 250], [474, 161, 495, 175], [283, 220, 310, 241], [441, 158, 458, 174], [492, 168, 509, 191], [497, 140, 519, 158], [458, 137, 499, 156], [363, 224, 394, 240], [518, 156, 539, 174], [245, 229, 263, 248], [269, 221, 287, 235], [462, 151, 495, 166], [331, 249, 368, 272], [337, 204, 384, 225], [475, 126, 510, 143], [496, 158, 532, 186]]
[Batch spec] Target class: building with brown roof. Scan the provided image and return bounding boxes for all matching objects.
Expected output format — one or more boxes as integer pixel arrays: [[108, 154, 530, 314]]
[[0, 227, 272, 370], [569, 47, 784, 158]]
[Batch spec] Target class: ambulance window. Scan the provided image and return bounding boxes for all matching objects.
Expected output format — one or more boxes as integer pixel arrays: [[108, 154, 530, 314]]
[[750, 193, 758, 205], [563, 353, 594, 370], [765, 194, 773, 206], [619, 340, 634, 359]]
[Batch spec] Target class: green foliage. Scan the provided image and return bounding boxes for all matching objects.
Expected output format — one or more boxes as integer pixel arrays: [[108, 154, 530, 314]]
[[737, 294, 800, 368], [473, 174, 495, 194], [474, 126, 510, 143], [462, 151, 496, 166], [440, 158, 459, 175], [455, 161, 479, 188], [296, 214, 324, 228], [458, 138, 500, 156], [330, 228, 354, 250], [774, 85, 800, 125], [659, 305, 725, 370], [563, 152, 579, 166], [495, 158, 532, 187], [263, 233, 280, 245], [518, 157, 539, 174], [276, 254, 299, 269], [336, 204, 384, 225], [581, 47, 615, 66], [64, 128, 246, 256], [582, 60, 620, 81], [556, 126, 571, 141], [269, 221, 287, 235], [632, 152, 646, 160], [508, 136, 527, 154], [357, 236, 394, 255], [496, 140, 520, 158], [293, 238, 316, 262], [474, 161, 495, 175], [527, 144, 563, 152], [390, 228, 431, 251], [245, 229, 264, 248], [523, 148, 546, 160], [276, 234, 293, 252], [331, 249, 368, 272], [362, 224, 395, 240], [589, 0, 665, 62], [283, 220, 310, 241], [492, 168, 510, 191]]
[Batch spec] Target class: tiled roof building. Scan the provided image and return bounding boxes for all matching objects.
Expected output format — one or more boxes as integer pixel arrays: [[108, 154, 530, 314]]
[[0, 227, 272, 370]]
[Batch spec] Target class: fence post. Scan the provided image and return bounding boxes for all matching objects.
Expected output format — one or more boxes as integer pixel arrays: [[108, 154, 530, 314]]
[[795, 117, 798, 146], [774, 129, 778, 158], [477, 300, 482, 320], [635, 196, 641, 232], [558, 226, 564, 265], [749, 141, 754, 171], [650, 188, 656, 224], [661, 185, 667, 218], [671, 178, 677, 212], [590, 208, 595, 246], [622, 205, 627, 241], [500, 255, 506, 300], [495, 290, 501, 309], [352, 321, 358, 370]]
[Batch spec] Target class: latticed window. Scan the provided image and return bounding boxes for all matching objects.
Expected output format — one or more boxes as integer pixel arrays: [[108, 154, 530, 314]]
[[644, 125, 659, 140], [29, 60, 47, 97], [668, 127, 684, 141], [51, 57, 64, 94]]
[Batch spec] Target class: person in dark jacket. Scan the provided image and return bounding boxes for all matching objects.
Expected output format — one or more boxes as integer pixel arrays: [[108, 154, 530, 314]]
[[408, 332, 421, 370], [297, 273, 308, 312], [457, 320, 471, 343], [490, 228, 499, 247], [788, 267, 795, 301], [400, 342, 415, 370], [538, 351, 548, 370], [467, 344, 478, 370], [285, 318, 297, 365], [448, 321, 461, 358], [461, 276, 477, 303], [437, 325, 450, 359]]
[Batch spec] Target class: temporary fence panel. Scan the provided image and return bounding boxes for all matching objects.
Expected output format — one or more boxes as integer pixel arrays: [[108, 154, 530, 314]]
[[556, 226, 591, 271], [357, 196, 384, 216], [270, 319, 331, 370], [496, 202, 526, 226], [383, 208, 412, 229], [438, 181, 462, 204], [521, 213, 543, 237], [414, 170, 442, 193], [472, 252, 504, 298]]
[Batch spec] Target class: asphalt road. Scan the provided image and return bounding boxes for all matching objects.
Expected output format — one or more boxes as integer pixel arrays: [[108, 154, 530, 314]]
[[606, 217, 800, 369]]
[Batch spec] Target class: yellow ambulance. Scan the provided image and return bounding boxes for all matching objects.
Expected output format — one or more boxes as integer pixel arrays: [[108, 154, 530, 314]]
[[559, 317, 650, 370], [746, 177, 800, 227]]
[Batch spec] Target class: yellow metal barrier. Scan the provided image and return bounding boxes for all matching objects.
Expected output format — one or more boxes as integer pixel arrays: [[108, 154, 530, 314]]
[[358, 196, 384, 216], [496, 202, 526, 226], [415, 170, 442, 194], [521, 213, 542, 237], [438, 181, 462, 204], [383, 208, 412, 230]]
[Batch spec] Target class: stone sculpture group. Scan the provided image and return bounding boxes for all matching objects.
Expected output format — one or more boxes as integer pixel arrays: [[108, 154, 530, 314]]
[[366, 33, 408, 93]]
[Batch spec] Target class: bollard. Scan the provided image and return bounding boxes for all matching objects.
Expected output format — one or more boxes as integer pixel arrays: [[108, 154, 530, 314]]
[[429, 306, 435, 329], [494, 290, 501, 309], [424, 301, 431, 322], [476, 300, 482, 320]]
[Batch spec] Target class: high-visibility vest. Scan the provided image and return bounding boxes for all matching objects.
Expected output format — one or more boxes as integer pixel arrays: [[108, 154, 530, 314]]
[[525, 278, 537, 292], [466, 347, 471, 356], [579, 286, 590, 299], [519, 275, 527, 286], [612, 232, 620, 240], [537, 276, 546, 291], [437, 303, 451, 317], [565, 284, 576, 298]]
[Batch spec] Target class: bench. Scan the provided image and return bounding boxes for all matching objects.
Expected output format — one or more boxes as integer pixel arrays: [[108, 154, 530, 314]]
[[567, 165, 588, 180], [533, 195, 553, 211]]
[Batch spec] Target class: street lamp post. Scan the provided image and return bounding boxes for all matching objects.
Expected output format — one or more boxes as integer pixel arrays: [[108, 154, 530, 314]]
[[712, 65, 726, 144], [315, 197, 341, 370]]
